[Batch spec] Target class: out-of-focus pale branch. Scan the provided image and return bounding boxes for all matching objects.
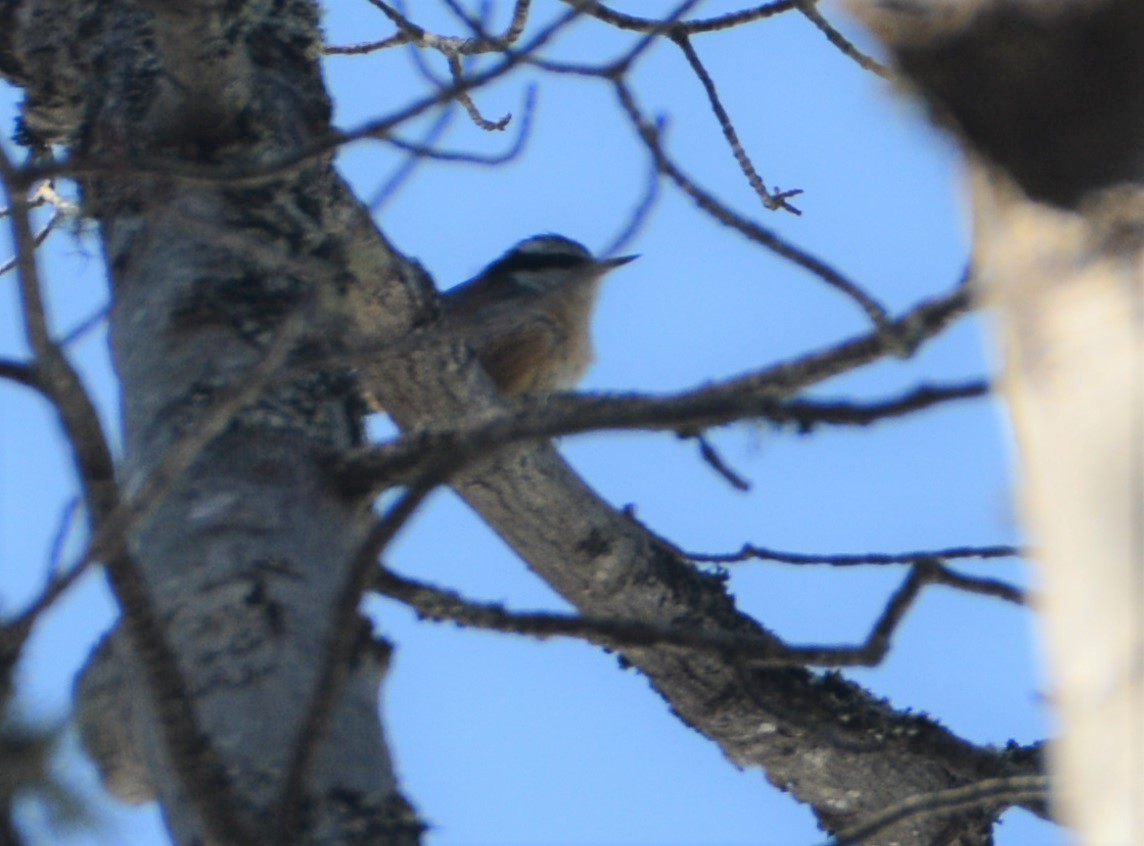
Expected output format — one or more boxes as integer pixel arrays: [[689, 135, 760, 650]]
[[843, 1, 1144, 843]]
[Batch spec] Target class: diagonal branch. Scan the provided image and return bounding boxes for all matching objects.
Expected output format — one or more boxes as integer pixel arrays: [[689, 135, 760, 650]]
[[360, 238, 1037, 842]]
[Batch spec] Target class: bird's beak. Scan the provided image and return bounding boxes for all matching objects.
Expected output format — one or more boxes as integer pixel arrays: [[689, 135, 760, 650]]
[[600, 254, 639, 270]]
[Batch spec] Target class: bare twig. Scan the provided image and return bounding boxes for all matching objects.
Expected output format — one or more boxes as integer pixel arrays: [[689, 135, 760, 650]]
[[324, 32, 407, 55], [439, 0, 521, 130], [672, 32, 801, 213], [599, 138, 662, 257], [567, 0, 800, 35], [0, 151, 116, 530], [59, 304, 110, 347], [46, 497, 82, 580], [797, 0, 890, 78], [370, 561, 790, 658], [21, 6, 588, 192], [362, 0, 533, 55], [371, 106, 458, 209], [689, 543, 1021, 566], [382, 83, 535, 166], [689, 542, 1027, 604], [368, 557, 948, 668], [689, 432, 752, 491], [532, 0, 705, 78], [928, 562, 1026, 605], [441, 0, 532, 48], [447, 54, 512, 129], [0, 211, 63, 277], [0, 358, 39, 389], [0, 180, 78, 275]]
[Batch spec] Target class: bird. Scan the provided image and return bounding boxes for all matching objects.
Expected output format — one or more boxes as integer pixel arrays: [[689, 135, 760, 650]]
[[440, 234, 637, 396]]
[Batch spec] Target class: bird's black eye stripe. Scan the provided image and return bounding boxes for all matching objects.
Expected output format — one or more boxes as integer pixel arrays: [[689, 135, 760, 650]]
[[488, 252, 591, 274]]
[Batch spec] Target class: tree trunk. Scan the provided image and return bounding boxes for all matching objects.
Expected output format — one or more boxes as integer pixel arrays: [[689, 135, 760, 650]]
[[5, 1, 420, 842]]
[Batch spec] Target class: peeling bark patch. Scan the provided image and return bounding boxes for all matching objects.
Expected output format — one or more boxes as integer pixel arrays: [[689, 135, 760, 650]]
[[170, 275, 301, 336], [242, 574, 285, 636], [576, 528, 612, 559]]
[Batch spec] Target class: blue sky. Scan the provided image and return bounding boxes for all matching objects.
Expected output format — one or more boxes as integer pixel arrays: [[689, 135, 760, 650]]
[[1, 2, 1061, 843]]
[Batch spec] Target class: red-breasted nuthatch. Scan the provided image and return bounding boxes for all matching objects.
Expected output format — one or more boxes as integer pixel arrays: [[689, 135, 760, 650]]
[[442, 235, 637, 395]]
